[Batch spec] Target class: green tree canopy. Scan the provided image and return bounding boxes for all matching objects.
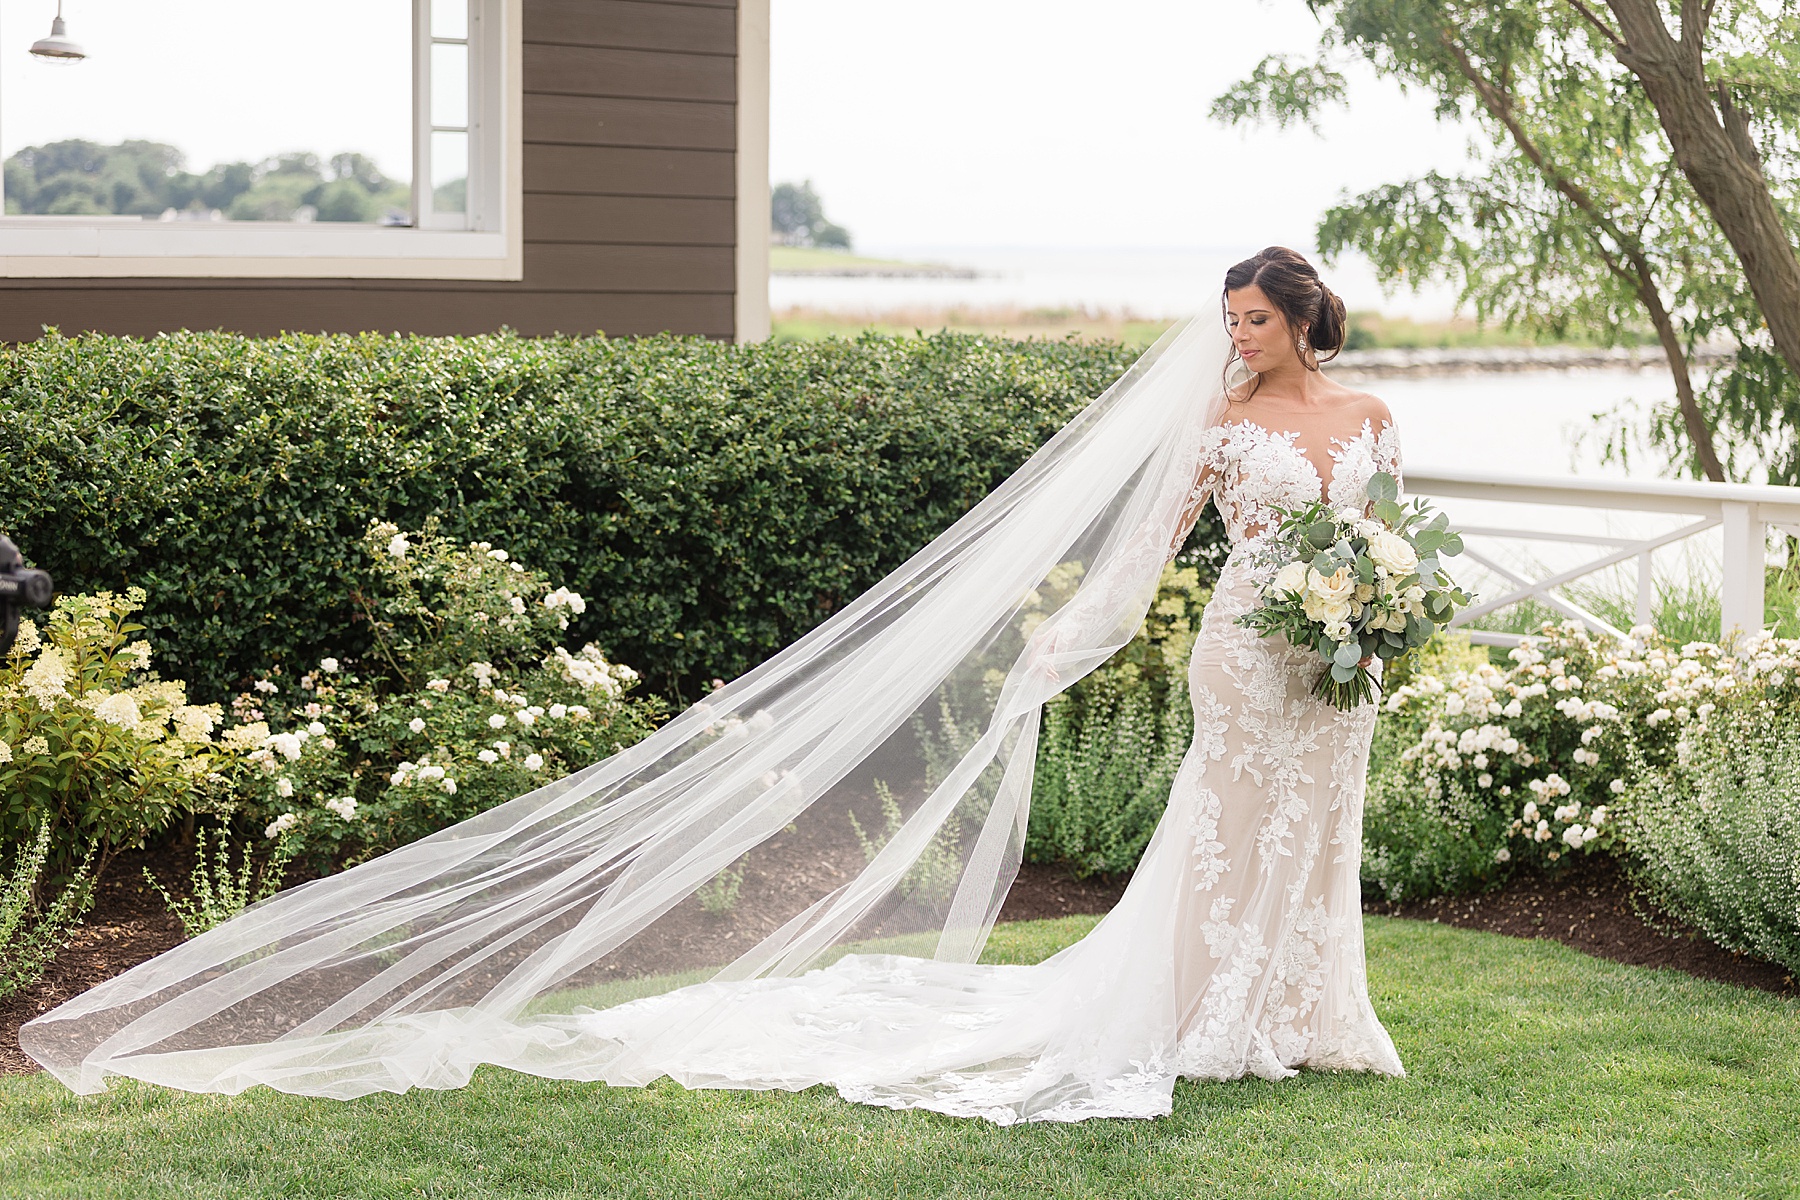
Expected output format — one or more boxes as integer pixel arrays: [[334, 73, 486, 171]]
[[771, 180, 852, 249], [3, 140, 411, 226], [1214, 0, 1800, 484]]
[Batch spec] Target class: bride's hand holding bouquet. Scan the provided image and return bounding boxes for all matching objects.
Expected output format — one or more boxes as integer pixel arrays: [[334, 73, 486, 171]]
[[1238, 470, 1471, 709]]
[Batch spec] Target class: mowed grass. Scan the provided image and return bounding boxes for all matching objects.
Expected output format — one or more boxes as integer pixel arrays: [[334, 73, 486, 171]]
[[3, 915, 1797, 1199]]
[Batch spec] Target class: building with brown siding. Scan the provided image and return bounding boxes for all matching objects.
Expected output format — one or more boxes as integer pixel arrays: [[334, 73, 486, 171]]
[[0, 0, 770, 342]]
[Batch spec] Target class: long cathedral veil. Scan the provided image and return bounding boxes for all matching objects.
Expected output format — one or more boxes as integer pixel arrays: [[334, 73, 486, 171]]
[[23, 317, 1234, 1099]]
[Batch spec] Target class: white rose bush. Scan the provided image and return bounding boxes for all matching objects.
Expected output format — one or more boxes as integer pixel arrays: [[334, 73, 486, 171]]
[[238, 523, 664, 865], [1367, 617, 1800, 967], [1237, 470, 1472, 708]]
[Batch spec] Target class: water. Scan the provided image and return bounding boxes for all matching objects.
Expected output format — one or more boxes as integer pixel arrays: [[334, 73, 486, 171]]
[[772, 245, 1465, 322], [773, 246, 1675, 478], [1373, 365, 1671, 481], [771, 249, 1739, 618]]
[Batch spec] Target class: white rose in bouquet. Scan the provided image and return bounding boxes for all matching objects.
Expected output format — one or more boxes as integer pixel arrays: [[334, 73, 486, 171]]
[[1367, 529, 1419, 575], [1302, 565, 1356, 625], [1266, 560, 1309, 598], [1308, 565, 1357, 603], [1303, 591, 1351, 626]]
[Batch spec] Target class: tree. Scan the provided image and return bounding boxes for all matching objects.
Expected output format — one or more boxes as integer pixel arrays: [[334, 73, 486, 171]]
[[770, 179, 853, 249], [1575, 2, 1800, 400], [3, 140, 409, 226], [1214, 1, 1799, 482]]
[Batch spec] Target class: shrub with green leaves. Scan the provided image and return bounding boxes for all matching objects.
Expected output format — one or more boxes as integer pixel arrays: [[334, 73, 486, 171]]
[[0, 589, 239, 871], [1615, 706, 1800, 974], [236, 523, 664, 863], [0, 819, 95, 998], [1, 330, 1220, 704], [143, 824, 296, 940], [1025, 562, 1212, 876]]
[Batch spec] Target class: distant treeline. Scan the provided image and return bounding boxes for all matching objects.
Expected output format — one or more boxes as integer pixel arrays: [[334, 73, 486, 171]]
[[2, 139, 413, 223]]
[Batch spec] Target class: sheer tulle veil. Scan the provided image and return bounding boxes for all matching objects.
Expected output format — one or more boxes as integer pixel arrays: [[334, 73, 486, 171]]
[[23, 317, 1236, 1100]]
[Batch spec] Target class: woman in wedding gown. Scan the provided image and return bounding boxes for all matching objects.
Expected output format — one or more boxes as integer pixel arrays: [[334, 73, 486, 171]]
[[23, 247, 1403, 1124]]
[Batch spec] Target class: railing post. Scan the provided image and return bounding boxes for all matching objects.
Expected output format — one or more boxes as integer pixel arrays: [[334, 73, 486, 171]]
[[1636, 549, 1654, 629], [1720, 501, 1764, 645]]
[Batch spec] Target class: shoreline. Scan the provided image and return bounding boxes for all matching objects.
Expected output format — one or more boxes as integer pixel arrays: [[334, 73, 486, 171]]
[[1330, 343, 1728, 380]]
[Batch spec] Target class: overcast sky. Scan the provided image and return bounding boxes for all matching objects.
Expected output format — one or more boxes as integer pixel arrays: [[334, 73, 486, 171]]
[[770, 0, 1483, 250], [5, 0, 1482, 258], [1, 2, 412, 177]]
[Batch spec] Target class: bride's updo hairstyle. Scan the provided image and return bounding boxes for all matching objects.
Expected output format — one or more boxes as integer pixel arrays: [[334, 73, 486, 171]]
[[1221, 246, 1348, 399]]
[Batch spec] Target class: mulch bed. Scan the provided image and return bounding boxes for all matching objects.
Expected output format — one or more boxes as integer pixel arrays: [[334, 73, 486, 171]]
[[4, 848, 1790, 1078], [1364, 854, 1797, 997], [2, 841, 189, 1075]]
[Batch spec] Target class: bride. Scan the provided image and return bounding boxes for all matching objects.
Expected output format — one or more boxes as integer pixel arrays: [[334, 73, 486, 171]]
[[22, 246, 1405, 1124]]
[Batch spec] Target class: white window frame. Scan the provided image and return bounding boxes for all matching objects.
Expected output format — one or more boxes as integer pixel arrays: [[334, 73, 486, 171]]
[[0, 0, 521, 280]]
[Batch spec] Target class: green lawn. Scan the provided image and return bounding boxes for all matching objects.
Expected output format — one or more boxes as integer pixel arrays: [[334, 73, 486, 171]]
[[3, 915, 1797, 1199]]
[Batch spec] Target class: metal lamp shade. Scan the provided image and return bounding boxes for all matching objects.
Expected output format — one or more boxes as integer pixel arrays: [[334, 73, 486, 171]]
[[30, 15, 86, 61]]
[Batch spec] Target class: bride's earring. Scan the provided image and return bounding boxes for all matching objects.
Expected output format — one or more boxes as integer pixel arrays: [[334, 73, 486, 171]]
[[1296, 335, 1318, 371]]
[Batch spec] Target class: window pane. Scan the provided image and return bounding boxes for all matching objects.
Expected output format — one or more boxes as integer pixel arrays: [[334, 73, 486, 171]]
[[431, 0, 469, 41], [431, 130, 468, 216], [1, 1, 411, 223], [430, 42, 469, 129]]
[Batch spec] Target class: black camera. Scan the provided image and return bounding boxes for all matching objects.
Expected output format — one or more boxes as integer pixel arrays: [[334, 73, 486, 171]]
[[0, 535, 54, 658]]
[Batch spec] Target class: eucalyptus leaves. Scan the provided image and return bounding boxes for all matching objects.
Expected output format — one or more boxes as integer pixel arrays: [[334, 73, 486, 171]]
[[1237, 471, 1471, 708]]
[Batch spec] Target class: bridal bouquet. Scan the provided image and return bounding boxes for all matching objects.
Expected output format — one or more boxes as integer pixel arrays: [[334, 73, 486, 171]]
[[1238, 471, 1471, 709]]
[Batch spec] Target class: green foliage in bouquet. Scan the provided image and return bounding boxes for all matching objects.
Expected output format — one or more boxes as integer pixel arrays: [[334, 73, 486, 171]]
[[1238, 470, 1471, 708], [0, 589, 240, 873], [234, 523, 666, 865]]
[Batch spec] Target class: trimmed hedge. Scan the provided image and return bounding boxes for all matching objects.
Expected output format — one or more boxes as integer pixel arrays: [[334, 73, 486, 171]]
[[2, 329, 1225, 704]]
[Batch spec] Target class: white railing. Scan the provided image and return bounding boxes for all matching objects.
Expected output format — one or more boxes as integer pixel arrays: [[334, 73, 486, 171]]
[[1403, 468, 1800, 648]]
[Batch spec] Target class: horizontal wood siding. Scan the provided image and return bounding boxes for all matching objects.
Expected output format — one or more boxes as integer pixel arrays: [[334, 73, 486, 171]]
[[525, 94, 733, 149], [1, 287, 732, 339], [528, 0, 735, 54], [0, 0, 740, 341], [524, 194, 732, 244]]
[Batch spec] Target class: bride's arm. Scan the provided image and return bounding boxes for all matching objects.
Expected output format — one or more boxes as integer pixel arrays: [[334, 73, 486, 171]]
[[1164, 440, 1225, 563], [1025, 430, 1225, 682]]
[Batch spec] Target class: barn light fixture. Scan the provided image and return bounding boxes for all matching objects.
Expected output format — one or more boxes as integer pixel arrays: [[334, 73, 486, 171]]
[[30, 2, 87, 62]]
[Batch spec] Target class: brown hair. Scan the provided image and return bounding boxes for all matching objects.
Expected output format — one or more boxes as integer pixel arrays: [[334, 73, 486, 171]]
[[1221, 246, 1347, 400]]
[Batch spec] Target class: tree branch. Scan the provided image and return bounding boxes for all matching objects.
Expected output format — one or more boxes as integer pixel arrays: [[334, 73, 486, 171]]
[[1679, 0, 1712, 51], [1432, 23, 1725, 480], [1561, 0, 1627, 50]]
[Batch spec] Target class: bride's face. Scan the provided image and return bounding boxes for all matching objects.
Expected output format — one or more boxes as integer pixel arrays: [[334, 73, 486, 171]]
[[1225, 285, 1301, 373]]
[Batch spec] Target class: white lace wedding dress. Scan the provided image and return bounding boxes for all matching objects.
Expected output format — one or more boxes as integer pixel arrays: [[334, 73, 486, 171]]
[[570, 416, 1408, 1124]]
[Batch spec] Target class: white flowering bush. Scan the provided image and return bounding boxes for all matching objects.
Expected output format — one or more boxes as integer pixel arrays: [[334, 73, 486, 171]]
[[1365, 618, 1800, 900], [0, 589, 239, 871], [236, 523, 664, 863]]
